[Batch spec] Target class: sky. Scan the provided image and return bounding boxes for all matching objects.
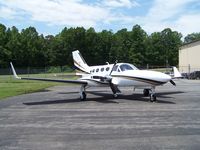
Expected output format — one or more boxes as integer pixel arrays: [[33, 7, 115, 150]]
[[0, 0, 200, 36]]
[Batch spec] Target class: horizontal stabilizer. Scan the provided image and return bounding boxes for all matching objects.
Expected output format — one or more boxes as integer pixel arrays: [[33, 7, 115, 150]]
[[10, 62, 21, 79]]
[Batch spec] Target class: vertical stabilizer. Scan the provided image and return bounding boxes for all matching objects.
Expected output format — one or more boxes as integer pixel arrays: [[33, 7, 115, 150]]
[[72, 50, 90, 73], [173, 67, 182, 78]]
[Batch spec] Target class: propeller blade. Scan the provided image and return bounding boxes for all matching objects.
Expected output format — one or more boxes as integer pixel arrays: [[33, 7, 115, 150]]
[[109, 60, 118, 76], [92, 60, 119, 94], [110, 82, 121, 94], [170, 80, 176, 86]]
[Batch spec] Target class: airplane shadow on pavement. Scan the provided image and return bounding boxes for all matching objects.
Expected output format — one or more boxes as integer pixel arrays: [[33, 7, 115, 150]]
[[23, 91, 184, 106]]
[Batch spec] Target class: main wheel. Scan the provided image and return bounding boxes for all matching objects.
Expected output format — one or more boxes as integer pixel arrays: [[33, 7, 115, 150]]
[[150, 94, 156, 102], [143, 89, 149, 96], [80, 92, 86, 101], [113, 93, 118, 98]]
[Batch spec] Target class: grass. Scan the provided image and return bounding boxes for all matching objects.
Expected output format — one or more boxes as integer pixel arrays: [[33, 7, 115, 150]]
[[0, 73, 76, 100]]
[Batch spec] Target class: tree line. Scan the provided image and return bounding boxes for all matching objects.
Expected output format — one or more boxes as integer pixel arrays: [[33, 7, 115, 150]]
[[0, 23, 199, 68]]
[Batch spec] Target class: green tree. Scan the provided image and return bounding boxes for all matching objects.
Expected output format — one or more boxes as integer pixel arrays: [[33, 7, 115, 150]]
[[184, 33, 200, 44], [129, 25, 148, 66], [146, 28, 182, 67], [110, 28, 131, 63], [0, 24, 11, 67], [0, 22, 184, 68], [95, 30, 113, 65], [146, 32, 163, 66], [84, 27, 98, 65], [160, 28, 182, 66], [5, 26, 21, 66], [19, 27, 39, 67]]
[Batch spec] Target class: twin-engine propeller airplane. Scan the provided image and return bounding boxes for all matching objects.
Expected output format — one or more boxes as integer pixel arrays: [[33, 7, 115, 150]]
[[10, 50, 182, 102]]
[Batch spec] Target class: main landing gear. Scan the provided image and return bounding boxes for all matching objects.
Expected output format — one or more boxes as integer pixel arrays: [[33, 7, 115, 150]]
[[143, 88, 157, 102], [143, 89, 149, 96], [113, 93, 118, 98], [80, 85, 86, 101]]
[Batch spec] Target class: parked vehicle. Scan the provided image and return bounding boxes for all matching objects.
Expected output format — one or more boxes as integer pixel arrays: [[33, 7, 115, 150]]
[[181, 73, 189, 79], [189, 71, 200, 79]]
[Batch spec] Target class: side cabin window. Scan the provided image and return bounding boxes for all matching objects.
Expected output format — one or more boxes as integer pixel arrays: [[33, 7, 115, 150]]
[[90, 69, 95, 73], [96, 68, 99, 72], [106, 67, 110, 71], [101, 68, 104, 72]]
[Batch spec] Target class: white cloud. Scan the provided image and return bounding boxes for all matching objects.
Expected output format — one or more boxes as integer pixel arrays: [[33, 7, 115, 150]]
[[102, 0, 139, 8], [146, 0, 195, 22], [0, 0, 140, 29], [0, 6, 16, 19], [0, 0, 200, 36], [175, 14, 200, 36], [0, 0, 112, 28], [140, 0, 200, 36]]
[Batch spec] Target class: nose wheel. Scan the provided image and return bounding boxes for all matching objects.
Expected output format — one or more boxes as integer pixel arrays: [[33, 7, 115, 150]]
[[150, 94, 156, 102], [149, 88, 157, 102]]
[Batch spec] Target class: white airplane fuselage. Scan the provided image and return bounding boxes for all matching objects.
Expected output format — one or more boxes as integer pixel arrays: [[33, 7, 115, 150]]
[[78, 63, 171, 88]]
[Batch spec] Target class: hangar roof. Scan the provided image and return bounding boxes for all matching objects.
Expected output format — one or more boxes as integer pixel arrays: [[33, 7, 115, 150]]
[[180, 40, 200, 50]]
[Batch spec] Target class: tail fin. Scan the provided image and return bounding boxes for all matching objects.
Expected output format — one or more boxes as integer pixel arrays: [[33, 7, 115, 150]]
[[173, 66, 182, 78], [72, 50, 90, 73]]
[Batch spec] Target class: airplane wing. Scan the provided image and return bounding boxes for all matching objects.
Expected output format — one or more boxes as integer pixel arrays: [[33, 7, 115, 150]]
[[10, 62, 87, 85]]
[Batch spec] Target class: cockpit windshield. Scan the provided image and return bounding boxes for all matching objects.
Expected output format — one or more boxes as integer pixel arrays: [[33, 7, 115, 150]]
[[119, 63, 138, 71]]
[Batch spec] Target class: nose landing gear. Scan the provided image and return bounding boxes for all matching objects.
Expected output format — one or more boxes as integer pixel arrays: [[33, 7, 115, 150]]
[[149, 88, 157, 102], [150, 93, 157, 102], [143, 89, 156, 102]]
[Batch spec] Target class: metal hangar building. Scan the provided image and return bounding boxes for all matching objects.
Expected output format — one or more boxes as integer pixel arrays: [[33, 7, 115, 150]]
[[179, 40, 200, 73]]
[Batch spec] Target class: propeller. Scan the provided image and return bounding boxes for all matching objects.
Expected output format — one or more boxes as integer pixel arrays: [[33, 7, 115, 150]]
[[170, 80, 176, 86], [91, 60, 120, 94], [109, 60, 118, 76], [108, 60, 121, 94]]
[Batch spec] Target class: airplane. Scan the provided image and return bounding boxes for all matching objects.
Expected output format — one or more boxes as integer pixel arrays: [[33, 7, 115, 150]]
[[10, 50, 182, 102]]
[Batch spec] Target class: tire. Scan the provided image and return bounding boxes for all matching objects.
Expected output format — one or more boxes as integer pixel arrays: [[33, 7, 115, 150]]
[[80, 92, 86, 101], [150, 94, 156, 102], [143, 89, 149, 96], [113, 93, 118, 98]]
